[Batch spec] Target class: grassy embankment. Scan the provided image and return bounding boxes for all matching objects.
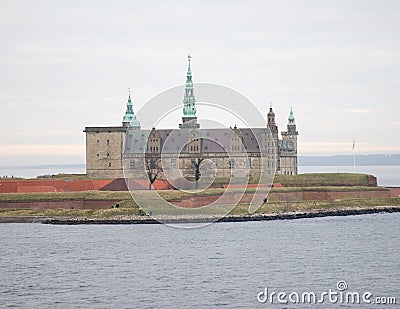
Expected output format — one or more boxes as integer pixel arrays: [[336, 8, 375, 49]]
[[9, 172, 374, 185], [1, 187, 399, 218]]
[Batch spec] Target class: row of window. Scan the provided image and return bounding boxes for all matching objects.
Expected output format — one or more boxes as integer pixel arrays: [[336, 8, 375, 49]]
[[128, 158, 253, 169], [97, 153, 110, 158], [96, 139, 110, 145]]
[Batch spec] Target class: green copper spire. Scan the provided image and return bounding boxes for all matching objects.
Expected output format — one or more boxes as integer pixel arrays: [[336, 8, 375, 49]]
[[123, 89, 140, 128], [182, 54, 196, 118], [288, 107, 295, 123]]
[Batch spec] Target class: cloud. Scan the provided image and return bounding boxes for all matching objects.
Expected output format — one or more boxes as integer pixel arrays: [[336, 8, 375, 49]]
[[0, 144, 84, 156], [346, 109, 373, 114]]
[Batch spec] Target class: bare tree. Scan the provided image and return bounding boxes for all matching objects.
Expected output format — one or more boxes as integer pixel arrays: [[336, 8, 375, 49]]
[[145, 155, 162, 190], [191, 157, 204, 190]]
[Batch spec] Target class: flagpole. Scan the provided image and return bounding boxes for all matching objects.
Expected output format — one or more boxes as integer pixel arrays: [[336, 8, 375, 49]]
[[352, 139, 356, 172]]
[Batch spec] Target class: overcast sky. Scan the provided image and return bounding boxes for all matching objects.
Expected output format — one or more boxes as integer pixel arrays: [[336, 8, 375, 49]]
[[1, 0, 399, 165]]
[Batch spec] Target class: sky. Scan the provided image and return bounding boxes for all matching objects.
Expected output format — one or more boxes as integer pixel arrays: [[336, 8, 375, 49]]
[[1, 0, 399, 166]]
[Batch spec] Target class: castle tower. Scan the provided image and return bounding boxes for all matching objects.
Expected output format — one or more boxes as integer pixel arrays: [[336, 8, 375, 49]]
[[267, 105, 279, 142], [180, 54, 200, 129], [279, 108, 299, 175], [267, 105, 280, 173], [122, 89, 141, 130], [285, 108, 298, 153]]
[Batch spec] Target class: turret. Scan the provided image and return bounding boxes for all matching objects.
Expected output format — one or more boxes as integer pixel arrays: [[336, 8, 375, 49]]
[[267, 105, 279, 140], [122, 89, 141, 130], [287, 108, 297, 134], [281, 108, 298, 153], [180, 54, 200, 128]]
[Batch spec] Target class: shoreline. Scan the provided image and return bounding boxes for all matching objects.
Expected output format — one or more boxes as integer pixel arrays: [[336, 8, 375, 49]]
[[1, 205, 399, 224]]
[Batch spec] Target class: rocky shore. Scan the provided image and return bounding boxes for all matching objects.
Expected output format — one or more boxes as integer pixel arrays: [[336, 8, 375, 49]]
[[1, 205, 399, 224]]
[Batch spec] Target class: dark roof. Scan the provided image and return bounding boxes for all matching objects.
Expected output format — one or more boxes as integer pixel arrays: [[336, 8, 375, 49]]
[[84, 126, 126, 133], [124, 127, 274, 154]]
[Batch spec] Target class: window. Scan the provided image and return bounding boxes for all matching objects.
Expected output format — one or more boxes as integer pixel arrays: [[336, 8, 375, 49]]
[[97, 153, 100, 158], [107, 140, 110, 145], [96, 140, 99, 143], [229, 159, 235, 169], [130, 159, 136, 169], [246, 158, 251, 168], [108, 163, 112, 167], [171, 159, 177, 169]]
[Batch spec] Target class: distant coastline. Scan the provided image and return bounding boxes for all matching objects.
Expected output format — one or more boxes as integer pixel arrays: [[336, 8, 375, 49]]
[[299, 154, 400, 166]]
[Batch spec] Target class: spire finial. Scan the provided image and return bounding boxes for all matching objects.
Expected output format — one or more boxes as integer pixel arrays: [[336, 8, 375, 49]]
[[288, 107, 295, 122], [182, 54, 197, 122], [187, 53, 191, 70], [123, 89, 140, 128]]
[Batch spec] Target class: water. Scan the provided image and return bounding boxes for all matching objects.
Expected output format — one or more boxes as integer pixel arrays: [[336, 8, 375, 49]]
[[0, 166, 85, 179], [299, 165, 400, 187], [1, 213, 399, 308]]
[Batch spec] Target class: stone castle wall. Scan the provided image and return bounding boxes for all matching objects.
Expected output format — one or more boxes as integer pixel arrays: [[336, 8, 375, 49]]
[[85, 127, 126, 178]]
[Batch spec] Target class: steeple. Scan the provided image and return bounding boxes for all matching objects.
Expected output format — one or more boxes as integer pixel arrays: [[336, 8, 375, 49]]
[[122, 89, 141, 129], [267, 104, 279, 140], [288, 107, 295, 124], [267, 104, 276, 124], [281, 107, 298, 155], [287, 107, 297, 134], [180, 54, 199, 128]]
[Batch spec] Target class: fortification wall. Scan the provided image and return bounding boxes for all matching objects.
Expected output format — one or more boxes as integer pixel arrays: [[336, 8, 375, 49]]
[[0, 199, 121, 210]]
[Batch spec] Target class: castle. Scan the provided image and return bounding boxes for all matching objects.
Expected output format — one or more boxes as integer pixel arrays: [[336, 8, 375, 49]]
[[84, 57, 298, 180]]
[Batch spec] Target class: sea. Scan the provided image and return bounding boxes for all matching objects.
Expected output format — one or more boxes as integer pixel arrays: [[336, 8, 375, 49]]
[[1, 165, 399, 308], [1, 214, 399, 308]]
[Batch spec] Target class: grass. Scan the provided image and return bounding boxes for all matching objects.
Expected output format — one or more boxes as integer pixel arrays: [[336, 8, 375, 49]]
[[0, 175, 395, 219], [274, 173, 374, 187], [0, 206, 142, 218], [2, 197, 399, 218], [228, 197, 400, 215], [45, 173, 90, 180], [0, 186, 388, 203], [0, 191, 131, 202], [7, 172, 375, 186]]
